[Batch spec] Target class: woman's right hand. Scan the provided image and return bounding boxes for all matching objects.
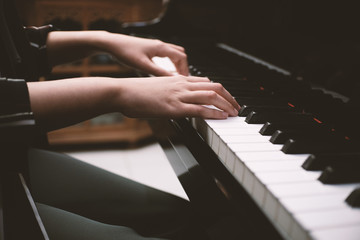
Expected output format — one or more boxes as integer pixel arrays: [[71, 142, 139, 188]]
[[114, 75, 240, 119]]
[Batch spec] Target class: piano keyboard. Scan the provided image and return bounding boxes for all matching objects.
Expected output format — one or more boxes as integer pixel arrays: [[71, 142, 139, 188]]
[[152, 43, 360, 240], [192, 116, 360, 240]]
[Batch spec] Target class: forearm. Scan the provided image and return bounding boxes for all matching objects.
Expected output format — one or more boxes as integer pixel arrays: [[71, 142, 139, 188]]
[[46, 30, 112, 67], [46, 31, 189, 76], [27, 77, 120, 131]]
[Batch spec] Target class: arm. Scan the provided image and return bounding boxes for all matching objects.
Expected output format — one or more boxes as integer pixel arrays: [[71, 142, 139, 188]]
[[27, 76, 240, 132], [46, 31, 188, 76]]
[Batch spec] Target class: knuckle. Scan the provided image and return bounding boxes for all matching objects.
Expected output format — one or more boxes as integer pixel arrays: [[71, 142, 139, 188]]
[[179, 52, 187, 58], [177, 45, 185, 52], [178, 75, 189, 82], [154, 39, 163, 45], [213, 82, 224, 91], [172, 52, 187, 62], [206, 91, 218, 99], [203, 77, 211, 82], [197, 76, 210, 82], [154, 39, 165, 48], [194, 106, 205, 116]]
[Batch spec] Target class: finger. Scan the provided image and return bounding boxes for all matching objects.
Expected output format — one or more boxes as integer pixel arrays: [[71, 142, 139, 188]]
[[141, 58, 174, 76], [157, 48, 189, 76], [181, 91, 238, 117], [168, 43, 185, 52], [182, 104, 229, 119], [173, 57, 189, 76], [186, 76, 211, 83], [188, 82, 241, 110]]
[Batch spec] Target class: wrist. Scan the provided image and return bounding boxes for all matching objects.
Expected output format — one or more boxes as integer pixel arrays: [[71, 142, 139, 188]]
[[86, 30, 113, 53], [103, 78, 129, 114]]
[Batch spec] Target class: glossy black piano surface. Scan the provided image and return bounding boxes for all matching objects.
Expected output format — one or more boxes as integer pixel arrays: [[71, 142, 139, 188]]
[[129, 1, 360, 239]]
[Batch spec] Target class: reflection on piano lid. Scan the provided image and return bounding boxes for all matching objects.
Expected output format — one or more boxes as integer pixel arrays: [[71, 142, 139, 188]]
[[136, 1, 360, 240]]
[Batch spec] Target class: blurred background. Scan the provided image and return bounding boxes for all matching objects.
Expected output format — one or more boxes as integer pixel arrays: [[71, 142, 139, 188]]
[[15, 0, 167, 147]]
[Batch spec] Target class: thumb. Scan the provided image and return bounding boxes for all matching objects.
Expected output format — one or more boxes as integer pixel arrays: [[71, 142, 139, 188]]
[[137, 58, 175, 76]]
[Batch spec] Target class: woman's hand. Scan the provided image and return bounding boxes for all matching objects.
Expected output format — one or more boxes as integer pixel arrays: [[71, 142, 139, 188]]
[[28, 75, 239, 131], [46, 31, 188, 76], [115, 75, 240, 119], [102, 33, 189, 76]]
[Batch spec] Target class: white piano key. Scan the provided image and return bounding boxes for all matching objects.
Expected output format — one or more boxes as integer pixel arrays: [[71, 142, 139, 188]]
[[152, 56, 177, 73], [218, 143, 227, 163], [256, 170, 320, 183], [229, 142, 283, 152], [218, 141, 228, 163], [246, 160, 306, 172], [233, 158, 245, 183], [242, 162, 316, 201], [212, 127, 264, 135], [192, 118, 213, 144], [277, 203, 294, 236], [221, 135, 271, 143], [252, 176, 267, 206], [205, 117, 247, 128], [268, 181, 359, 198], [236, 151, 310, 162], [264, 190, 280, 221], [293, 208, 360, 236], [243, 165, 255, 193], [225, 149, 237, 172], [252, 170, 324, 235], [244, 169, 321, 226], [212, 129, 264, 155], [211, 132, 221, 154], [276, 193, 349, 236], [310, 224, 360, 240], [281, 193, 349, 213], [291, 220, 310, 240], [218, 135, 271, 163], [263, 182, 360, 233], [242, 158, 306, 205]]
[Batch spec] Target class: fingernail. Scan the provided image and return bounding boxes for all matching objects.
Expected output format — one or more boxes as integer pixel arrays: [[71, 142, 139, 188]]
[[233, 108, 239, 116]]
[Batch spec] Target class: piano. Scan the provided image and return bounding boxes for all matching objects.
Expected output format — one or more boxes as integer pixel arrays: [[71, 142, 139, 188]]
[[126, 0, 360, 239]]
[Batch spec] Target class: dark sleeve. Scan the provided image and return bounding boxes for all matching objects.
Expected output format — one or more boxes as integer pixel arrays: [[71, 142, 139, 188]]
[[0, 77, 31, 116], [24, 25, 56, 78], [0, 77, 39, 144]]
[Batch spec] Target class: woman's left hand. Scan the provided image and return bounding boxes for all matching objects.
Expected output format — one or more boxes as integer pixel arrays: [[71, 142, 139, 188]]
[[103, 33, 189, 76]]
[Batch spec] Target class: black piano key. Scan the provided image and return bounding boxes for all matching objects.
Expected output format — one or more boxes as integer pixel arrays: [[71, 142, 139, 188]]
[[233, 90, 273, 98], [269, 127, 335, 144], [302, 153, 360, 171], [189, 66, 242, 78], [222, 84, 259, 91], [227, 85, 266, 94], [270, 130, 292, 144], [239, 105, 296, 117], [318, 164, 360, 184], [259, 122, 321, 136], [209, 76, 250, 84], [230, 87, 273, 97], [281, 138, 353, 154], [245, 111, 314, 124], [235, 98, 286, 107], [346, 188, 360, 207]]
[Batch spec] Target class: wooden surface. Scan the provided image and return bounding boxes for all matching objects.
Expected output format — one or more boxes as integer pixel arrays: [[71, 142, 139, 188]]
[[17, 0, 163, 27], [47, 118, 153, 146]]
